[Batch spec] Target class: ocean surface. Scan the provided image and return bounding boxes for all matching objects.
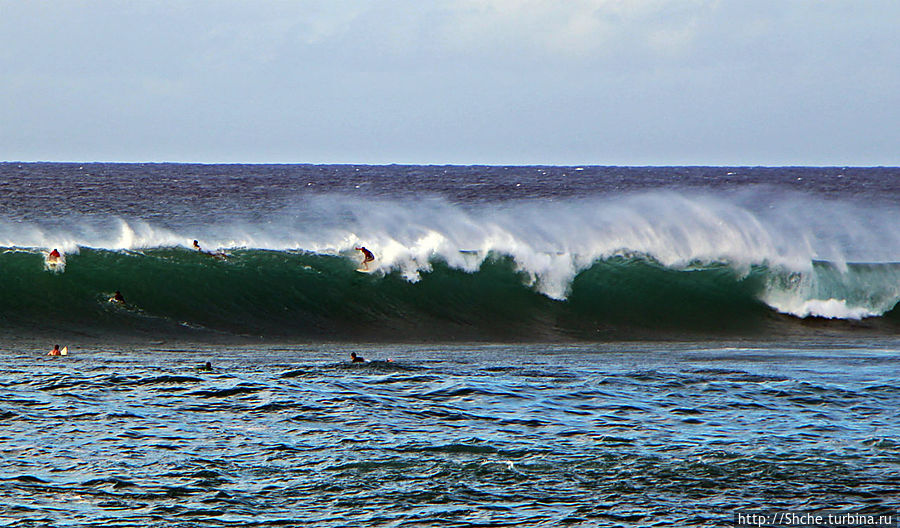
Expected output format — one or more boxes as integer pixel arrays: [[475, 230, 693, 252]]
[[0, 163, 898, 526]]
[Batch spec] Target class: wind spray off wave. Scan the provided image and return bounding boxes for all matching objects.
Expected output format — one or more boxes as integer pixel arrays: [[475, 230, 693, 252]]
[[2, 187, 898, 339]]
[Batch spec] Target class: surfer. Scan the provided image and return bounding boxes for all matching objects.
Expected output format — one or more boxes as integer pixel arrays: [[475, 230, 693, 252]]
[[110, 290, 126, 304], [193, 240, 227, 260], [48, 249, 61, 263], [47, 344, 63, 356], [350, 352, 365, 363], [355, 246, 375, 270]]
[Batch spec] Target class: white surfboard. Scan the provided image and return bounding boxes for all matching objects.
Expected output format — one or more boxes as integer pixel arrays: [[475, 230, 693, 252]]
[[60, 346, 68, 356]]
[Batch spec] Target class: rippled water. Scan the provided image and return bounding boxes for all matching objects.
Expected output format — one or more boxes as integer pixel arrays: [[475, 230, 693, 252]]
[[2, 339, 898, 527]]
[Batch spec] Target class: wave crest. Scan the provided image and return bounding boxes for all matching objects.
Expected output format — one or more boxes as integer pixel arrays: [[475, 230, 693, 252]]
[[1, 191, 897, 336]]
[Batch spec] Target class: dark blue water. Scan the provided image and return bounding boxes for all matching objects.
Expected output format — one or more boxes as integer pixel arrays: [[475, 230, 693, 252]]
[[0, 164, 898, 526], [1, 164, 897, 223], [2, 341, 899, 526]]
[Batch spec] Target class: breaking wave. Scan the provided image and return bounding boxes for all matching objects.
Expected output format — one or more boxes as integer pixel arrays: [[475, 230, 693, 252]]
[[1, 191, 898, 340]]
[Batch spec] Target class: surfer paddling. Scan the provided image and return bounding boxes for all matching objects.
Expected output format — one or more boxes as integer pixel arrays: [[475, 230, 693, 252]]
[[355, 246, 375, 271], [47, 344, 66, 356], [349, 352, 393, 363], [193, 240, 227, 260]]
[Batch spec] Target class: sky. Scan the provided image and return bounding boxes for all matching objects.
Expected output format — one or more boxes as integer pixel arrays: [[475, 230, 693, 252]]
[[1, 0, 898, 165]]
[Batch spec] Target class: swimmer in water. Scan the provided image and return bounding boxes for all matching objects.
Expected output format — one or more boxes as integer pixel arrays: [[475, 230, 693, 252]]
[[350, 352, 365, 363], [355, 246, 375, 270], [47, 344, 62, 356]]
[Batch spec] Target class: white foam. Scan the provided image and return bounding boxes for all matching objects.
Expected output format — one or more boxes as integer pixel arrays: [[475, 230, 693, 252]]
[[773, 298, 879, 320], [759, 257, 900, 320]]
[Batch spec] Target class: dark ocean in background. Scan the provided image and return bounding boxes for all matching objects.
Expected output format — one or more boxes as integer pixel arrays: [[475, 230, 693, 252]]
[[0, 163, 898, 526]]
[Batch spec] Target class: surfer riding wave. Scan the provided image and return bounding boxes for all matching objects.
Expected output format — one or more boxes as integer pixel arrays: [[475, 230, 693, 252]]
[[355, 246, 375, 271]]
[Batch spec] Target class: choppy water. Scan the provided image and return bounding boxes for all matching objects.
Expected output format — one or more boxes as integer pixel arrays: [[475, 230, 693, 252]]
[[2, 340, 898, 527], [1, 163, 898, 526]]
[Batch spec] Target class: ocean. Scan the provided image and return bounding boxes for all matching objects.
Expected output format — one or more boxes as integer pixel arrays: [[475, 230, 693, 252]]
[[0, 163, 898, 526]]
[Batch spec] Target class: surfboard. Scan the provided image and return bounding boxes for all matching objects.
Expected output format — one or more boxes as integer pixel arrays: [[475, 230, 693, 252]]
[[60, 346, 68, 356], [355, 268, 373, 273]]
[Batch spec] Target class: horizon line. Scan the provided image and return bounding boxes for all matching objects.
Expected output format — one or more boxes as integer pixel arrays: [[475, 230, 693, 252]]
[[2, 159, 896, 169]]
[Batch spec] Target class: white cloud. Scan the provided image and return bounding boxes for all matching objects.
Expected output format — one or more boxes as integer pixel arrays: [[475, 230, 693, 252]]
[[435, 0, 717, 61], [1, 0, 898, 164]]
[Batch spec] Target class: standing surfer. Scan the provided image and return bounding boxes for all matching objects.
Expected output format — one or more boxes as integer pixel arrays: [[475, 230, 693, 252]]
[[355, 246, 375, 270], [48, 249, 61, 263]]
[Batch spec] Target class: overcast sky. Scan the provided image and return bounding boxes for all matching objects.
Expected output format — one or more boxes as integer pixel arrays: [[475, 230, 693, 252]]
[[2, 1, 898, 165]]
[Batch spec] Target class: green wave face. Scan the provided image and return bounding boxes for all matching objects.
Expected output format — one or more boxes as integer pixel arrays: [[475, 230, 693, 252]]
[[1, 248, 897, 341]]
